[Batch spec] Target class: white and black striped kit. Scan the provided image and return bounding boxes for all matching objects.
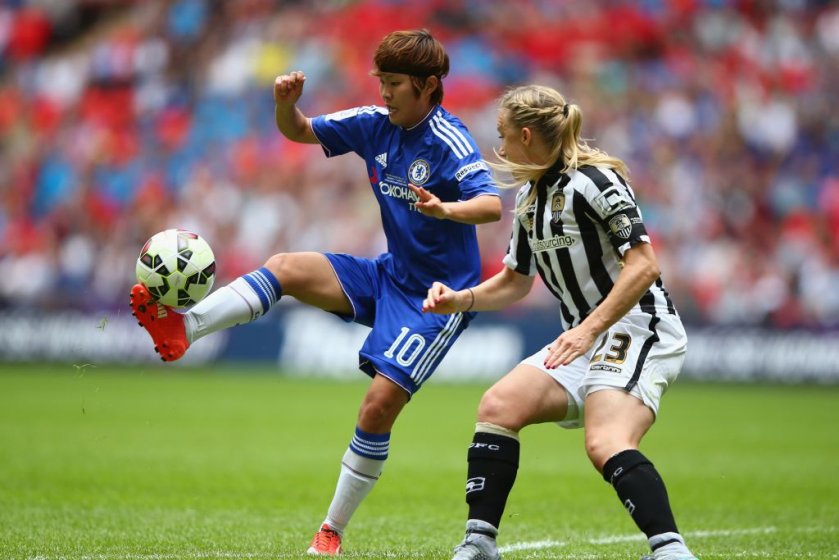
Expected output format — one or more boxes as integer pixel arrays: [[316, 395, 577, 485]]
[[503, 164, 677, 331]]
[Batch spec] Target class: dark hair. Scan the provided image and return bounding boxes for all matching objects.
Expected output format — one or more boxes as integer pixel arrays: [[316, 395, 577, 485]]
[[372, 29, 449, 105]]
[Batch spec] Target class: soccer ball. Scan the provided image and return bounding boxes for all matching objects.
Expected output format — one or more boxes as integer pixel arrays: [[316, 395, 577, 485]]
[[135, 228, 216, 308]]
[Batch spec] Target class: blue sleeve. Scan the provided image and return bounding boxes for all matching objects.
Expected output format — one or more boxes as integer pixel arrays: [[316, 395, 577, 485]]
[[455, 158, 498, 200], [310, 106, 386, 158], [439, 117, 499, 200]]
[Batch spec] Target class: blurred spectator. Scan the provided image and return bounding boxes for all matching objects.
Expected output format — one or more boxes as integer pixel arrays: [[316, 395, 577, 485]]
[[1, 0, 838, 328]]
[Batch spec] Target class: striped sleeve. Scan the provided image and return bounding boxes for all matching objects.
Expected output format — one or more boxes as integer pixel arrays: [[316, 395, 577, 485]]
[[502, 186, 536, 276], [429, 112, 475, 159], [578, 166, 650, 256], [430, 111, 499, 200]]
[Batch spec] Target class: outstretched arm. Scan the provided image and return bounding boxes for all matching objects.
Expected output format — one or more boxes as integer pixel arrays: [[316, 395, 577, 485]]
[[423, 266, 534, 314], [274, 71, 319, 144], [410, 185, 502, 224]]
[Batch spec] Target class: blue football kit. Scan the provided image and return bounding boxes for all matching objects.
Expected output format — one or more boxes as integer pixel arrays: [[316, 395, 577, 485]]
[[311, 105, 499, 395]]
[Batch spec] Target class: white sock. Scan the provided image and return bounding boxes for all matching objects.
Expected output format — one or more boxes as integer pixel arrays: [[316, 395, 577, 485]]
[[184, 277, 269, 343], [323, 448, 386, 534]]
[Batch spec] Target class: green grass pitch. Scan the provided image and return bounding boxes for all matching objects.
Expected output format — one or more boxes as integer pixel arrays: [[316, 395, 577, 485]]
[[1, 363, 837, 559]]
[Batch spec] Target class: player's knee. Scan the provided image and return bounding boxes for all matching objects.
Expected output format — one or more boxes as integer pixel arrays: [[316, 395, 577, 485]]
[[584, 429, 626, 471], [477, 387, 523, 431], [358, 394, 403, 431], [263, 252, 286, 277], [263, 253, 300, 287]]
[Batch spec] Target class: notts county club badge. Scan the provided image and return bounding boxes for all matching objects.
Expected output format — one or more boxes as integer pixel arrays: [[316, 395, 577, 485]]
[[609, 214, 633, 239], [551, 191, 565, 223], [408, 159, 431, 185]]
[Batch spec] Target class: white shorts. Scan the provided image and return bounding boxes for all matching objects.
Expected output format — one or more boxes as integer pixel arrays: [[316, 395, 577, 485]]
[[520, 313, 687, 429]]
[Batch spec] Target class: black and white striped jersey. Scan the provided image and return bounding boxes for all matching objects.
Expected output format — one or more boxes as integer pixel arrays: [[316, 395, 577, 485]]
[[502, 163, 677, 330]]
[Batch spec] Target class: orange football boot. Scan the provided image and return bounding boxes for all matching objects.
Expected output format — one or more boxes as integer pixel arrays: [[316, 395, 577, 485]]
[[306, 523, 343, 556], [129, 284, 189, 362]]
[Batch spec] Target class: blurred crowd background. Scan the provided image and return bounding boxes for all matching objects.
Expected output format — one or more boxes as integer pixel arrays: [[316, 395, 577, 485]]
[[1, 0, 837, 329]]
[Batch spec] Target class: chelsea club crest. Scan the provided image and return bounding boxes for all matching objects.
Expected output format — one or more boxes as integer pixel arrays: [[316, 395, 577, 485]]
[[408, 159, 431, 185]]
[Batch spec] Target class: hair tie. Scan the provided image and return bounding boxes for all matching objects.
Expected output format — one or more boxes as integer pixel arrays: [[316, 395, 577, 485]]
[[562, 104, 570, 117]]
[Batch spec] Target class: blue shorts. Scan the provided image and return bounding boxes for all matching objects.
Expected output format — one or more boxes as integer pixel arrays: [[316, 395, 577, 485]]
[[325, 252, 473, 397]]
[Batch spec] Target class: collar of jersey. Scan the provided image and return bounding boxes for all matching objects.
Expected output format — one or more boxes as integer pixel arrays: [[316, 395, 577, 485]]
[[536, 158, 567, 191], [402, 105, 439, 133]]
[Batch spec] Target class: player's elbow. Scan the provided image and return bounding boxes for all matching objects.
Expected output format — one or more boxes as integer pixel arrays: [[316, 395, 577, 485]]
[[624, 244, 660, 286], [478, 197, 503, 223], [276, 115, 317, 144], [489, 202, 503, 222], [278, 124, 309, 143], [640, 261, 661, 287]]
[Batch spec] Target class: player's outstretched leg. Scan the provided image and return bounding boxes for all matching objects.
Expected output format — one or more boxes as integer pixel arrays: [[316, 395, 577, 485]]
[[129, 284, 189, 361], [306, 523, 343, 556]]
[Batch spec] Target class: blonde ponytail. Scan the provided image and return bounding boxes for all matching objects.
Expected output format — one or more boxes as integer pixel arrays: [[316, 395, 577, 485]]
[[490, 85, 629, 214]]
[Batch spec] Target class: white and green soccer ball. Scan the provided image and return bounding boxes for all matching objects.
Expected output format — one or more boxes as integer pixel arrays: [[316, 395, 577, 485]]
[[135, 228, 216, 308]]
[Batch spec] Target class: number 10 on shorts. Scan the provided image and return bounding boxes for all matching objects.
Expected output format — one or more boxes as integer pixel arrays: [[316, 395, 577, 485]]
[[384, 327, 427, 367]]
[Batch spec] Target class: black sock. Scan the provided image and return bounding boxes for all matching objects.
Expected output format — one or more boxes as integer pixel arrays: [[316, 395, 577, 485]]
[[602, 449, 679, 540], [464, 431, 520, 529]]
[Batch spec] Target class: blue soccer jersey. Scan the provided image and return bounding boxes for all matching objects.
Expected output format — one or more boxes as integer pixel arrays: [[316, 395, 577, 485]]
[[311, 105, 499, 293]]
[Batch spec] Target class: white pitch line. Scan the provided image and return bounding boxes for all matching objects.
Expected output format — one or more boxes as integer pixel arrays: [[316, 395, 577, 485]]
[[501, 526, 784, 554], [499, 538, 567, 553]]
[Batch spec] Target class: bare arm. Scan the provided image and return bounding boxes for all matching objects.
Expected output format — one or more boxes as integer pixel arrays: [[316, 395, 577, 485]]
[[410, 185, 502, 225], [274, 71, 319, 144], [423, 266, 535, 314], [544, 242, 661, 368]]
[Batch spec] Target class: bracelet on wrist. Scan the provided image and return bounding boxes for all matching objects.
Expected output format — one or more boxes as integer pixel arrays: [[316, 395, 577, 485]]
[[464, 288, 475, 312]]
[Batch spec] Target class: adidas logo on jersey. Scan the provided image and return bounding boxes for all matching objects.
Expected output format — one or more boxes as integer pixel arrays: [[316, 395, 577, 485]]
[[375, 153, 388, 168]]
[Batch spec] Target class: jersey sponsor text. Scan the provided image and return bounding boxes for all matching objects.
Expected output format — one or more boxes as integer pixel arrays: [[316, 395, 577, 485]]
[[531, 235, 577, 252], [378, 180, 423, 212]]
